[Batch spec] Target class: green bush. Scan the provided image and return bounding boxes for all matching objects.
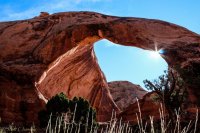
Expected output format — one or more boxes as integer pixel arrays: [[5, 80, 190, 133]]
[[143, 69, 188, 126], [38, 93, 69, 128], [38, 93, 98, 132], [46, 92, 69, 113]]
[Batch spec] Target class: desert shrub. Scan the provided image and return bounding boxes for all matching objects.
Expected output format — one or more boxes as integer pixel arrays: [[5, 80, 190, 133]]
[[143, 69, 188, 127], [46, 92, 69, 113], [69, 97, 97, 126], [38, 93, 98, 132], [38, 92, 69, 128]]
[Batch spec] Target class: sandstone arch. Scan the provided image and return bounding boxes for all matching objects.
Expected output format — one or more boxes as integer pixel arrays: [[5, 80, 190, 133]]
[[0, 11, 200, 125]]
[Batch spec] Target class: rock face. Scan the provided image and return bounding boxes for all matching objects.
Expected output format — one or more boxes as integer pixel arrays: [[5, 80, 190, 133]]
[[0, 11, 200, 125], [108, 81, 147, 111], [119, 92, 162, 124]]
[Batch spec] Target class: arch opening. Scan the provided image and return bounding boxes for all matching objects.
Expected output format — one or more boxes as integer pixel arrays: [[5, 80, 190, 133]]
[[94, 39, 168, 89]]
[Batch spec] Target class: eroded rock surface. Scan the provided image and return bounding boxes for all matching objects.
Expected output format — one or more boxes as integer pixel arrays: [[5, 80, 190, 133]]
[[119, 92, 162, 124], [0, 11, 200, 125], [108, 81, 147, 111]]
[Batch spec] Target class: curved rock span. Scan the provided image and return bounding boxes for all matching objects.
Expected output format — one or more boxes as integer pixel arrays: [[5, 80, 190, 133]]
[[0, 11, 200, 125]]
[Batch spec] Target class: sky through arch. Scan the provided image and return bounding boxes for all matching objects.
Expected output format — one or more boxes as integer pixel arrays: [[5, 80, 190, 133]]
[[94, 39, 168, 89]]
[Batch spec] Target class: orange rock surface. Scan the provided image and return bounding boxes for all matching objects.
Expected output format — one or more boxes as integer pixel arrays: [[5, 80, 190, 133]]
[[119, 92, 162, 124], [0, 12, 200, 125], [108, 81, 147, 111]]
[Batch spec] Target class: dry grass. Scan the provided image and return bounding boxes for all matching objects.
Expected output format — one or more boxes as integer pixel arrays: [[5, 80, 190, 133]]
[[0, 101, 198, 133], [43, 100, 198, 133], [0, 123, 36, 133]]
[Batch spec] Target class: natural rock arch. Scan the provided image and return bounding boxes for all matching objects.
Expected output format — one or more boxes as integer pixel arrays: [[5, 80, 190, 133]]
[[0, 11, 200, 125]]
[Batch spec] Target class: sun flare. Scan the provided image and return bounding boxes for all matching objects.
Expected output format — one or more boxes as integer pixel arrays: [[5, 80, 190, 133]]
[[149, 50, 161, 59]]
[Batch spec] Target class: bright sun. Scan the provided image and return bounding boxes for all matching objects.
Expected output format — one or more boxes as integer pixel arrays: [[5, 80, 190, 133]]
[[149, 50, 161, 59]]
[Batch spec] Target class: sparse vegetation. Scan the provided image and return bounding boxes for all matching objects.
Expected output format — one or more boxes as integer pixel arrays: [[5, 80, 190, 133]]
[[143, 69, 188, 121], [0, 92, 198, 133], [38, 93, 98, 132], [0, 104, 198, 133], [42, 100, 199, 133]]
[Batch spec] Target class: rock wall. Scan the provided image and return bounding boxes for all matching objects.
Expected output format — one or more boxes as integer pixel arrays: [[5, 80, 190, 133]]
[[0, 11, 200, 125], [119, 92, 162, 124], [108, 81, 147, 111]]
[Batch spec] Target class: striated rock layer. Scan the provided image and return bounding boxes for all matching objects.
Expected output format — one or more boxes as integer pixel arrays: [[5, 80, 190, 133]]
[[0, 11, 200, 125]]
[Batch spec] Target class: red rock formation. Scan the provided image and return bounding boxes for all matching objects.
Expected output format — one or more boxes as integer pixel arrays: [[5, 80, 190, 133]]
[[108, 81, 147, 111], [119, 92, 162, 125], [0, 11, 200, 125]]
